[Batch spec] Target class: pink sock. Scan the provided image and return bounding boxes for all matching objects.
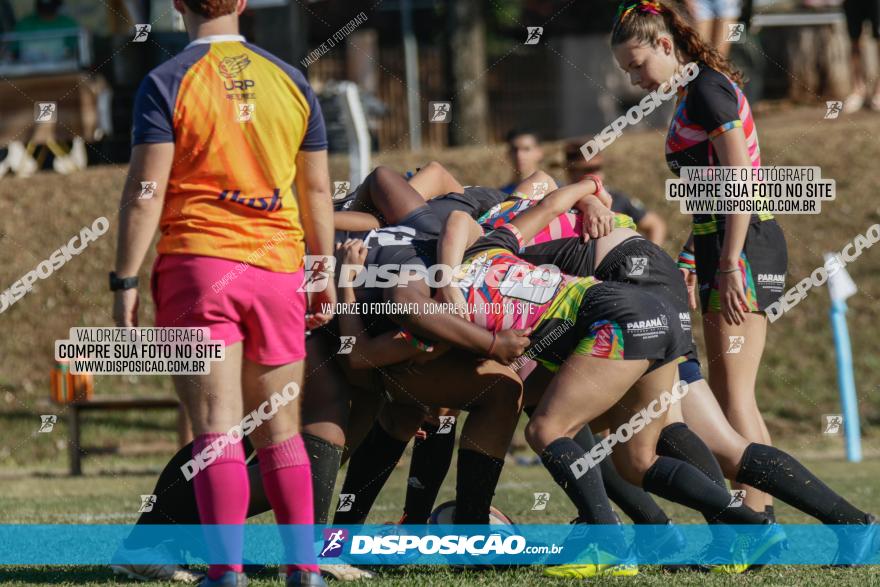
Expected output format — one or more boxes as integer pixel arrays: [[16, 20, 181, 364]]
[[257, 434, 319, 575], [192, 434, 249, 579]]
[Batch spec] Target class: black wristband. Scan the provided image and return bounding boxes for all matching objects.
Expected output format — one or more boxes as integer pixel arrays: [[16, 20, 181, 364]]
[[109, 272, 138, 291]]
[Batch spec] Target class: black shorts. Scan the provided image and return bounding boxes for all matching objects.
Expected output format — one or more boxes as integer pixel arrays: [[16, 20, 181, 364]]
[[427, 186, 509, 223], [594, 236, 698, 362], [462, 186, 509, 211], [695, 219, 788, 314], [519, 237, 597, 279], [396, 204, 444, 236], [845, 0, 880, 39], [531, 281, 692, 373], [332, 192, 357, 212]]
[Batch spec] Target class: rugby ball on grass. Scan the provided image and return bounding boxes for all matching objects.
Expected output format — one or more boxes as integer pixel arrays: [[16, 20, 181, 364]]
[[428, 500, 514, 525]]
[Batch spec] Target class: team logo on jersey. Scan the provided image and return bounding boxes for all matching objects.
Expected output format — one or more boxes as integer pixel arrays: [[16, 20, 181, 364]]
[[319, 528, 348, 558], [337, 493, 356, 512], [531, 492, 550, 511], [38, 415, 57, 433], [823, 414, 843, 435], [219, 55, 251, 78]]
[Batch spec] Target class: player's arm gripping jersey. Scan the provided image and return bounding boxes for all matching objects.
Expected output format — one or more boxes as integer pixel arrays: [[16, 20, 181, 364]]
[[132, 38, 328, 273]]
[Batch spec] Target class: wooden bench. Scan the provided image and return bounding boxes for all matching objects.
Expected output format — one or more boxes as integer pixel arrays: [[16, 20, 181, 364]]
[[67, 395, 181, 476]]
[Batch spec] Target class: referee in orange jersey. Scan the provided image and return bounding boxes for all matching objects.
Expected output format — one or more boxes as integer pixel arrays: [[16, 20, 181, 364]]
[[112, 1, 335, 585]]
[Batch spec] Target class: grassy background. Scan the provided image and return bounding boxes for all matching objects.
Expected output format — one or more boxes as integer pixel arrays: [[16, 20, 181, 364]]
[[1, 105, 879, 472], [1, 105, 880, 585]]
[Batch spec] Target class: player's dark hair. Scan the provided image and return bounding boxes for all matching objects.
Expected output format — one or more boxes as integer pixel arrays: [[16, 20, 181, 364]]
[[505, 128, 541, 145], [610, 0, 744, 86], [564, 136, 603, 166], [182, 0, 238, 19]]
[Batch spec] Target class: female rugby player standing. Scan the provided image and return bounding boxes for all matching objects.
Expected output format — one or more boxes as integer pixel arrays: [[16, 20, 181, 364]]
[[113, 1, 334, 585], [610, 0, 786, 515]]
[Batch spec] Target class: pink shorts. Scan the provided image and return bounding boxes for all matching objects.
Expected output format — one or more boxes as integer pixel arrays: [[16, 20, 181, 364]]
[[151, 254, 306, 366]]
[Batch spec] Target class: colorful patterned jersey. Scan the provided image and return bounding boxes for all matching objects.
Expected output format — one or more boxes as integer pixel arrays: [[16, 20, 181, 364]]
[[132, 36, 327, 272], [459, 225, 598, 333], [666, 65, 771, 234], [478, 198, 636, 244]]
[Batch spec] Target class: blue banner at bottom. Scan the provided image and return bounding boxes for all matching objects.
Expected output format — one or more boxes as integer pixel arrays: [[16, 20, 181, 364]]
[[2, 524, 879, 566]]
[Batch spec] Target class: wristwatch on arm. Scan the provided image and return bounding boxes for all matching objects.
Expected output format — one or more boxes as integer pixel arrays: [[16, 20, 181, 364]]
[[109, 272, 138, 291]]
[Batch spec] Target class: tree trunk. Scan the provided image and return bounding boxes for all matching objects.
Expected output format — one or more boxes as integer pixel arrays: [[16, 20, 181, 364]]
[[784, 22, 850, 102], [448, 0, 489, 146]]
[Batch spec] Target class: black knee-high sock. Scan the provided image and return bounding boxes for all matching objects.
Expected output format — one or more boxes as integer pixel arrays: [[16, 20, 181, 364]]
[[736, 443, 868, 524], [656, 422, 727, 489], [642, 456, 766, 524], [125, 442, 201, 549], [123, 437, 251, 551], [332, 422, 408, 524], [571, 426, 670, 525], [303, 433, 344, 525], [453, 449, 504, 524], [404, 421, 457, 523], [540, 437, 619, 525]]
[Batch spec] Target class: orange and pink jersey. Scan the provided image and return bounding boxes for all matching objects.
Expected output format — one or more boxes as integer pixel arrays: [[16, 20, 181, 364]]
[[132, 35, 327, 273]]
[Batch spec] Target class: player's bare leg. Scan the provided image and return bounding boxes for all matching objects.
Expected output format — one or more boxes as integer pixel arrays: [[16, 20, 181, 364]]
[[704, 312, 772, 513]]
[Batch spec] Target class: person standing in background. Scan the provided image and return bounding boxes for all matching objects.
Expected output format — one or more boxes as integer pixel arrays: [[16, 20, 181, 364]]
[[13, 0, 79, 63], [842, 0, 880, 113], [499, 129, 560, 195], [685, 0, 741, 58]]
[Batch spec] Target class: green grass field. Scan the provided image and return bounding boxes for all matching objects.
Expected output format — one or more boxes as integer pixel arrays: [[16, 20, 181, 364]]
[[2, 106, 880, 585], [2, 441, 879, 586]]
